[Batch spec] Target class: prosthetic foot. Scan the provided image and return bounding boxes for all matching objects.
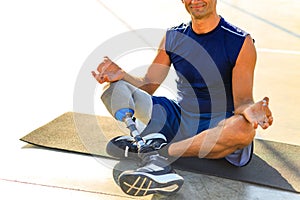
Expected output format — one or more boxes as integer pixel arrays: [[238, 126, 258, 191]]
[[114, 108, 184, 196], [106, 133, 167, 159]]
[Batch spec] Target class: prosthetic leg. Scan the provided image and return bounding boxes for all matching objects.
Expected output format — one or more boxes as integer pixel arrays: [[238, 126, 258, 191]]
[[101, 80, 153, 153], [118, 109, 146, 150], [101, 81, 184, 196]]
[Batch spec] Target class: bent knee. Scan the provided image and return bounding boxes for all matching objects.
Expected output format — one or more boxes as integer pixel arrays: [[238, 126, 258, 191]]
[[101, 80, 126, 98], [100, 80, 135, 103], [100, 80, 136, 115], [237, 128, 255, 148]]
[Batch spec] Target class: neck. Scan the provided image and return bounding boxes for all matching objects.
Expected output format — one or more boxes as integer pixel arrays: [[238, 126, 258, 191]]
[[191, 14, 220, 34]]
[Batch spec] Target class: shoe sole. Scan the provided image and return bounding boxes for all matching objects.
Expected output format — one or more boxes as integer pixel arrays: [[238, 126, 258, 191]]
[[118, 171, 184, 196]]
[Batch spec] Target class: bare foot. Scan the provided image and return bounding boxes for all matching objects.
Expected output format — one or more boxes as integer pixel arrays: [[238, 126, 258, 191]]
[[242, 97, 273, 129]]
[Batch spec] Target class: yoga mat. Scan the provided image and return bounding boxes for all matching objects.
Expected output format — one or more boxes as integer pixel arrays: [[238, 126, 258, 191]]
[[20, 112, 300, 193]]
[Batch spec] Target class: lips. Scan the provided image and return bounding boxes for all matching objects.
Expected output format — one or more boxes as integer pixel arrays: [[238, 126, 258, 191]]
[[191, 3, 206, 9]]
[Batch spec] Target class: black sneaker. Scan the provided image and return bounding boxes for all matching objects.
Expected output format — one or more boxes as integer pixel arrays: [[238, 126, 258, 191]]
[[106, 133, 167, 159], [118, 151, 184, 196]]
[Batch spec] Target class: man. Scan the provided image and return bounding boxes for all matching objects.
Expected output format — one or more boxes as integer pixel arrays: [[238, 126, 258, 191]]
[[92, 0, 273, 196]]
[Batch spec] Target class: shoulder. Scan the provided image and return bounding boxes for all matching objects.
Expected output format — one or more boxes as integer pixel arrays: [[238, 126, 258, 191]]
[[165, 22, 191, 50], [219, 17, 249, 39], [166, 22, 192, 40], [219, 17, 253, 66], [166, 22, 191, 39], [167, 22, 190, 33]]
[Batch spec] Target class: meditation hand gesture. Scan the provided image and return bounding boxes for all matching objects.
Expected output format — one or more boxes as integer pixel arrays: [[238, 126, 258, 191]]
[[243, 97, 273, 129], [92, 56, 125, 84]]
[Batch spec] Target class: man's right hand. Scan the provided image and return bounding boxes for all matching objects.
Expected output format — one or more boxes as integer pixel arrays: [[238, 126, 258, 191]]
[[91, 56, 125, 84]]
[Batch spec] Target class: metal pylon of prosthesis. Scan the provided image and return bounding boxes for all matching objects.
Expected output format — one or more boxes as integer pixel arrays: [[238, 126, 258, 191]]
[[123, 113, 146, 150]]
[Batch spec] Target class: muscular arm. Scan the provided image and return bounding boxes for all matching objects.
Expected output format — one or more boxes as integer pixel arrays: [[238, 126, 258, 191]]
[[232, 35, 257, 114], [122, 36, 171, 95]]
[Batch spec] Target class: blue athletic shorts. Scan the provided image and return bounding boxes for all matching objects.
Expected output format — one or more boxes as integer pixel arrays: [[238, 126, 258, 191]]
[[140, 96, 253, 167]]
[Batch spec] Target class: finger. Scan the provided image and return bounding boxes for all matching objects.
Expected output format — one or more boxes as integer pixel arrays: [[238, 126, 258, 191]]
[[92, 71, 102, 81], [263, 96, 269, 102], [97, 62, 105, 72], [97, 75, 105, 84], [103, 74, 111, 82], [268, 116, 274, 126], [253, 121, 258, 129], [99, 79, 105, 84], [262, 122, 270, 130], [262, 97, 269, 106], [97, 56, 112, 73], [103, 56, 112, 63], [91, 71, 97, 78], [91, 71, 105, 84], [264, 106, 273, 126], [102, 57, 113, 72], [97, 56, 109, 72]]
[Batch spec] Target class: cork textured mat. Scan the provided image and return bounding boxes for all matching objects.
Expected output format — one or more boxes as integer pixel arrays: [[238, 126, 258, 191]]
[[20, 112, 300, 193]]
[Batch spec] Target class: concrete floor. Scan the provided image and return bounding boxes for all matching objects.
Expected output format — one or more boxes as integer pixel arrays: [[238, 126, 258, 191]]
[[0, 0, 300, 199]]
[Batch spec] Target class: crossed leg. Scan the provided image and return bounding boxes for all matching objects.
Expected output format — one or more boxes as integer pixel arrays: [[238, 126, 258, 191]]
[[101, 81, 273, 160], [168, 97, 273, 159]]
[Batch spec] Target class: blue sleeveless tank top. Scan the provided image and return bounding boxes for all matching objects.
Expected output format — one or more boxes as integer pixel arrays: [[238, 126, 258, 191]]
[[165, 16, 248, 114]]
